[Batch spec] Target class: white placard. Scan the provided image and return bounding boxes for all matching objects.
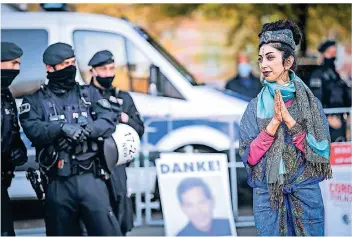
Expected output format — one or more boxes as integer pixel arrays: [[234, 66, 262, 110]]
[[321, 166, 352, 236], [156, 153, 237, 236], [321, 142, 352, 236]]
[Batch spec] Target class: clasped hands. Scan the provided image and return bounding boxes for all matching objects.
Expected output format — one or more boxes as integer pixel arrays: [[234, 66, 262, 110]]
[[266, 89, 296, 136], [58, 123, 96, 152], [273, 89, 296, 128]]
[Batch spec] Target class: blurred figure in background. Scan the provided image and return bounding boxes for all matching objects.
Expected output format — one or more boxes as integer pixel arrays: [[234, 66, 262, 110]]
[[308, 40, 351, 142], [225, 53, 262, 99]]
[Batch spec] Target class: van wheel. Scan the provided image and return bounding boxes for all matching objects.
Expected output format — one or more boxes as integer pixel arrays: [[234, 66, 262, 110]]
[[174, 145, 217, 153]]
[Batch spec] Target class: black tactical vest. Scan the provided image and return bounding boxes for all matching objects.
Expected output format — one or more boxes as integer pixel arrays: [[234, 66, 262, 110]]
[[39, 85, 99, 177]]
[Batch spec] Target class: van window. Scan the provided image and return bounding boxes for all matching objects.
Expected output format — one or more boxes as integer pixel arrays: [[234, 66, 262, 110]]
[[73, 30, 184, 99], [158, 71, 184, 100], [126, 40, 184, 100], [73, 30, 129, 88], [1, 29, 48, 85], [125, 40, 150, 94]]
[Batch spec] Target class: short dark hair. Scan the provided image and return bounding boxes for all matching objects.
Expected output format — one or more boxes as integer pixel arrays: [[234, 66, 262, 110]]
[[258, 19, 303, 71], [177, 177, 212, 204]]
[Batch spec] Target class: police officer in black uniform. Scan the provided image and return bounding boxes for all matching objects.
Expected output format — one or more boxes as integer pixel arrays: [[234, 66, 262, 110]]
[[1, 42, 28, 236], [19, 43, 122, 236], [308, 40, 351, 141], [88, 50, 144, 235]]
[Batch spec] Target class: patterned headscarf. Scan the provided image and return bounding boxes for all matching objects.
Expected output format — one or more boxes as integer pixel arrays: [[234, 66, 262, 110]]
[[259, 29, 296, 50]]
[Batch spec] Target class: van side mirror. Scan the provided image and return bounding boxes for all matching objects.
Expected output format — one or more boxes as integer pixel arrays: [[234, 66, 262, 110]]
[[149, 64, 161, 96]]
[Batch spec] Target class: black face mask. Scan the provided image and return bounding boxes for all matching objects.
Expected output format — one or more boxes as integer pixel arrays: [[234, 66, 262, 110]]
[[1, 69, 20, 89], [323, 57, 336, 67], [47, 65, 77, 91], [96, 76, 114, 89]]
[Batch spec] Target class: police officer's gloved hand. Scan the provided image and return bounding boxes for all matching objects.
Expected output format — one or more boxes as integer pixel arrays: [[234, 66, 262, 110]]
[[57, 137, 74, 152], [61, 124, 89, 142], [110, 102, 121, 114], [11, 148, 28, 166], [83, 123, 99, 139]]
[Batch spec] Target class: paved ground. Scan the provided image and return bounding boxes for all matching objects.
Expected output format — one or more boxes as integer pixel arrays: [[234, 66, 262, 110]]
[[14, 223, 257, 236], [13, 200, 257, 236]]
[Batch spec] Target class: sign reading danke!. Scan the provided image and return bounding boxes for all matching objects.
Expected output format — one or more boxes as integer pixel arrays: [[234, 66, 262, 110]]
[[160, 159, 221, 174], [156, 153, 237, 237]]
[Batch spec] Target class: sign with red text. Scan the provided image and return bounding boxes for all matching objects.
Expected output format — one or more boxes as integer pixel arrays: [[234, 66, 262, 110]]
[[330, 142, 352, 165], [321, 142, 352, 236]]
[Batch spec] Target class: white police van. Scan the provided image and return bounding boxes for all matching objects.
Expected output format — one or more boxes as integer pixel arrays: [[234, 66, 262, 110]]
[[1, 10, 248, 199]]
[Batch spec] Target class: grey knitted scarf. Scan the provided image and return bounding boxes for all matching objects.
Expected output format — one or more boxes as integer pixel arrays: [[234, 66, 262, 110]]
[[256, 78, 332, 208]]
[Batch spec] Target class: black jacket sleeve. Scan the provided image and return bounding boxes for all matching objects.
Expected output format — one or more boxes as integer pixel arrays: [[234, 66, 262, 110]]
[[11, 102, 27, 155], [124, 93, 144, 138], [88, 86, 118, 138], [19, 95, 63, 146]]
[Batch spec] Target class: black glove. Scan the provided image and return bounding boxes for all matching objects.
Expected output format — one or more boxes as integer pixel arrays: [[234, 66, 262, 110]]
[[83, 123, 99, 139], [11, 148, 28, 166], [61, 124, 89, 142], [56, 137, 74, 152], [110, 102, 121, 114]]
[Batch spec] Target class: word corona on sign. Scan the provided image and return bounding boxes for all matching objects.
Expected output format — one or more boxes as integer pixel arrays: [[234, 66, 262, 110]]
[[160, 160, 221, 174], [329, 183, 352, 202]]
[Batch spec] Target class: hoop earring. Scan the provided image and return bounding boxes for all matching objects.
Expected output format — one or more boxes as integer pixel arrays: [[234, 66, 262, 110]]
[[280, 69, 290, 83]]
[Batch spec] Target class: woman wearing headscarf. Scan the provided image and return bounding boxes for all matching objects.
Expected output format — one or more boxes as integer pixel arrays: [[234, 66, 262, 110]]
[[239, 19, 332, 236]]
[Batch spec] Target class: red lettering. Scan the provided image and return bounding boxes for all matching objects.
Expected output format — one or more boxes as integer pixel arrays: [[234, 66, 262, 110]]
[[329, 183, 334, 193], [341, 184, 346, 193], [329, 183, 352, 194]]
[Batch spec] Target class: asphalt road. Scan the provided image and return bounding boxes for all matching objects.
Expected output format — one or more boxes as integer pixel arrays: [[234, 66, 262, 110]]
[[12, 200, 257, 236]]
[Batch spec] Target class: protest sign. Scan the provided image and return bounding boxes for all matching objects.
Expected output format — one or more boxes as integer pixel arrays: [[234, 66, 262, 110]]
[[321, 142, 352, 236], [156, 153, 237, 236]]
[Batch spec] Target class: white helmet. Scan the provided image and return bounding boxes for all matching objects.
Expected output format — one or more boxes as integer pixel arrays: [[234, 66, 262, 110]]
[[103, 124, 141, 172]]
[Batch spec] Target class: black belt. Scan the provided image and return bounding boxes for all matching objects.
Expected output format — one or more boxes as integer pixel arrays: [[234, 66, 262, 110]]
[[70, 160, 96, 176]]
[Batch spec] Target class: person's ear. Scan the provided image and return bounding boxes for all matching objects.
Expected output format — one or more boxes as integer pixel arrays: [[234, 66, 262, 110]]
[[90, 68, 97, 77], [284, 56, 294, 70], [46, 65, 55, 72]]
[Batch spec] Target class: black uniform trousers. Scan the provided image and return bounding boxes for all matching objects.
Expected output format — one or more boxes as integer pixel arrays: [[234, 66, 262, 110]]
[[80, 165, 133, 236], [1, 181, 15, 236], [109, 165, 134, 235], [45, 172, 122, 236]]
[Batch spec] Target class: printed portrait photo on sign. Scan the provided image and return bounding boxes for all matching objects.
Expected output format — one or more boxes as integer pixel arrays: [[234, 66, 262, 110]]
[[159, 175, 234, 236]]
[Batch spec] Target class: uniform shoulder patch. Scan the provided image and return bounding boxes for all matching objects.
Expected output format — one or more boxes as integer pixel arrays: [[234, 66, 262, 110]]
[[19, 103, 31, 114], [97, 99, 111, 109]]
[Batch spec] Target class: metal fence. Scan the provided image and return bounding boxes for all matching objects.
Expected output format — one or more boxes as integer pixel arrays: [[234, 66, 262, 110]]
[[128, 107, 352, 228]]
